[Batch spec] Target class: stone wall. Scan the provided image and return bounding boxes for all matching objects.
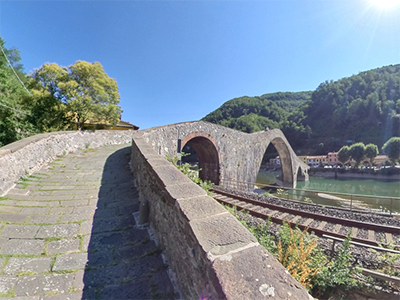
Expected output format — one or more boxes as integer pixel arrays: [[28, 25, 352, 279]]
[[140, 121, 309, 190], [130, 130, 312, 300], [0, 130, 134, 196]]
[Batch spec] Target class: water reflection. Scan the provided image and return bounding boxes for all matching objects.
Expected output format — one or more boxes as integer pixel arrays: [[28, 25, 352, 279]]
[[256, 172, 400, 213]]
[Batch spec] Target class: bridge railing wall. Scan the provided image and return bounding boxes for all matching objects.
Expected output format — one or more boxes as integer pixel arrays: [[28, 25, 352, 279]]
[[130, 131, 312, 300], [0, 130, 134, 196]]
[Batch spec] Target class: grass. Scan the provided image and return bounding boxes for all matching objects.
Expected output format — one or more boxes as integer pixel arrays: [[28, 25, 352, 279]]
[[0, 287, 16, 297], [54, 268, 81, 274], [16, 270, 37, 277]]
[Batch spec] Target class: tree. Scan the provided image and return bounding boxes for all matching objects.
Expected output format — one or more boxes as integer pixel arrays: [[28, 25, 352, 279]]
[[0, 37, 34, 146], [30, 61, 122, 130], [349, 143, 366, 168], [365, 143, 379, 166], [382, 137, 400, 165], [337, 146, 350, 166]]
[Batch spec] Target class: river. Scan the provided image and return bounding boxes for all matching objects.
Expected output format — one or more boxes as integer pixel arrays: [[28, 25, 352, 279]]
[[256, 171, 400, 213]]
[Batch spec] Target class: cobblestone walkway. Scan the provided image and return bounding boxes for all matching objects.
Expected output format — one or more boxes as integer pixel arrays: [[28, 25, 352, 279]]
[[0, 144, 176, 300]]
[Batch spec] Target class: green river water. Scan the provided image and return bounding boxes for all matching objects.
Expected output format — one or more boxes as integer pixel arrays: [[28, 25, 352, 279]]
[[256, 172, 400, 213]]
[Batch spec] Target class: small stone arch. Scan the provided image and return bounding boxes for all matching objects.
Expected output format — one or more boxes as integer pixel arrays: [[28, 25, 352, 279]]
[[269, 136, 294, 186], [181, 132, 220, 185]]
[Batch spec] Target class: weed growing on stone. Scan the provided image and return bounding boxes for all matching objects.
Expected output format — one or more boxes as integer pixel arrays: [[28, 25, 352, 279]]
[[0, 287, 16, 297], [226, 207, 360, 298], [16, 270, 37, 277], [166, 153, 214, 194]]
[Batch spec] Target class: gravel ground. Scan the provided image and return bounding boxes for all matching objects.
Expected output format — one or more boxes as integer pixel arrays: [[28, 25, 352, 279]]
[[214, 186, 400, 227], [215, 186, 400, 269]]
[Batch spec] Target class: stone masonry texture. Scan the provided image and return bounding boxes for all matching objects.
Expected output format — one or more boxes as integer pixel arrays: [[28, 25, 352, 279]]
[[139, 121, 309, 190], [130, 128, 312, 300], [0, 130, 135, 196], [0, 144, 176, 299]]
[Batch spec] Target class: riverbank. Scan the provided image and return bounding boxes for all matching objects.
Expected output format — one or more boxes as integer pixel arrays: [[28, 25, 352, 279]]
[[309, 167, 400, 182]]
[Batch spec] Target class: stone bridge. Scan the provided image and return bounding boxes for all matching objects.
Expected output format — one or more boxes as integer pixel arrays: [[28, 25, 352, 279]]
[[141, 121, 309, 189], [0, 127, 312, 300]]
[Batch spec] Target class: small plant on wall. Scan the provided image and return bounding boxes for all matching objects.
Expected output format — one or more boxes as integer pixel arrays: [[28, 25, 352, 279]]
[[166, 152, 214, 194]]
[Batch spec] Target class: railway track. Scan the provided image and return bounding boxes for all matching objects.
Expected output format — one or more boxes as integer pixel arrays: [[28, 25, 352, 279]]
[[211, 188, 400, 249]]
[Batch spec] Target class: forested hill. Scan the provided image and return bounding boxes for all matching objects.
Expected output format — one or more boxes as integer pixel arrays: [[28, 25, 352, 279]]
[[202, 64, 400, 154], [202, 91, 312, 133]]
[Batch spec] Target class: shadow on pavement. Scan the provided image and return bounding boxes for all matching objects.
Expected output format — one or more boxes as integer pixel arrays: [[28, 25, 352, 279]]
[[81, 146, 175, 300]]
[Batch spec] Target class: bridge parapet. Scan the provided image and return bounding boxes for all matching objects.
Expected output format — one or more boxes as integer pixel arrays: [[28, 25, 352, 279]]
[[130, 130, 312, 300], [0, 130, 133, 196]]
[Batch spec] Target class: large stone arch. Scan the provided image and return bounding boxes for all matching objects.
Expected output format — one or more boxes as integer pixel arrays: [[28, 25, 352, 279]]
[[140, 121, 309, 190], [181, 132, 220, 185]]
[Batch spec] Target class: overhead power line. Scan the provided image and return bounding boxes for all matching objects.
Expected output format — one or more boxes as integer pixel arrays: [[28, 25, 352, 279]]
[[0, 46, 31, 95], [0, 101, 30, 115]]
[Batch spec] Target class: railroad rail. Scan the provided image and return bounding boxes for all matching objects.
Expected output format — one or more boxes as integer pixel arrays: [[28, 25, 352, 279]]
[[211, 189, 400, 249]]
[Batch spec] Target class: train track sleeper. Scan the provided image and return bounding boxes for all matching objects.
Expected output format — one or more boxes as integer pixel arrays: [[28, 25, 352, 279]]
[[211, 189, 400, 249], [280, 213, 289, 220], [352, 227, 358, 238], [385, 233, 393, 244], [333, 224, 342, 233], [317, 221, 327, 230], [302, 218, 314, 227], [368, 230, 375, 241]]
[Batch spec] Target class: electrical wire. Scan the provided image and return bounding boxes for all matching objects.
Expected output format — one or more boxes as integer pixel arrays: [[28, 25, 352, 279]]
[[0, 101, 30, 115], [0, 46, 31, 95]]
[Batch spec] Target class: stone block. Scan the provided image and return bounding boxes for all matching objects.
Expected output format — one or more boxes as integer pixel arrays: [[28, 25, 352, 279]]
[[190, 213, 257, 256], [0, 225, 40, 238], [47, 238, 81, 255], [176, 196, 227, 221], [212, 244, 311, 300], [0, 239, 45, 255], [166, 182, 207, 201], [3, 257, 53, 275], [35, 224, 80, 238], [153, 165, 193, 187], [52, 253, 88, 271]]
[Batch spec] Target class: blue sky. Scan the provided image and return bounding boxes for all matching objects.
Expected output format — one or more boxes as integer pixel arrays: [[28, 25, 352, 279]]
[[1, 0, 399, 129]]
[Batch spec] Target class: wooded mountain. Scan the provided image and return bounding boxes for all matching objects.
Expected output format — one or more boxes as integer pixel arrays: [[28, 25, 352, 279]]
[[202, 64, 400, 154], [203, 91, 312, 134]]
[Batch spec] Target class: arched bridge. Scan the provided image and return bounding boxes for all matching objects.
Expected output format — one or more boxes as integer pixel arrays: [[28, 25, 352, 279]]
[[140, 121, 309, 189]]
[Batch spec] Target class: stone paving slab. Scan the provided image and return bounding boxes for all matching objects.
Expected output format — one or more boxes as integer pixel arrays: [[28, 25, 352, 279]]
[[3, 257, 53, 275], [47, 238, 81, 256], [53, 253, 88, 271], [27, 215, 60, 225], [0, 225, 39, 238], [20, 207, 50, 215], [0, 213, 28, 223], [14, 273, 75, 296], [0, 239, 45, 255], [0, 144, 176, 299], [35, 224, 80, 238], [0, 275, 18, 294]]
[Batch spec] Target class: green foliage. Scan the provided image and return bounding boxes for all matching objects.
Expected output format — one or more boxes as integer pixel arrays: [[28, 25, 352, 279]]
[[227, 211, 359, 297], [337, 146, 350, 165], [0, 37, 35, 146], [382, 137, 400, 164], [277, 188, 288, 198], [202, 92, 311, 133], [365, 143, 379, 166], [375, 242, 400, 278], [312, 234, 359, 297], [29, 60, 122, 130], [349, 142, 366, 167], [202, 64, 400, 153], [166, 153, 214, 193]]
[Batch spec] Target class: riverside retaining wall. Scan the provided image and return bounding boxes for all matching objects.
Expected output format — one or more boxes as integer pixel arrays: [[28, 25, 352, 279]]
[[130, 130, 312, 300], [0, 130, 134, 196]]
